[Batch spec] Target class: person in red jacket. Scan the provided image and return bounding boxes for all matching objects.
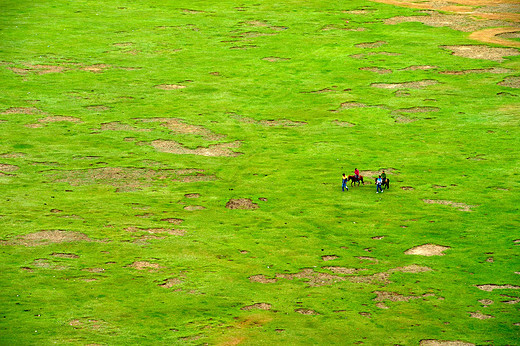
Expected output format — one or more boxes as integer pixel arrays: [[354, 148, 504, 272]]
[[354, 168, 360, 180]]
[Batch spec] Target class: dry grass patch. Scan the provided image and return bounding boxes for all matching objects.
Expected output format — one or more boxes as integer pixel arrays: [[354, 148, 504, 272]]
[[423, 199, 476, 211], [150, 140, 242, 157], [184, 193, 200, 198], [155, 84, 186, 90], [392, 107, 440, 114], [295, 308, 319, 315], [498, 76, 520, 88], [38, 116, 82, 123], [159, 278, 183, 288], [276, 268, 346, 287], [262, 57, 290, 62], [476, 284, 520, 291], [355, 41, 387, 48], [1, 107, 41, 115], [125, 227, 186, 236], [98, 122, 151, 132], [226, 198, 259, 210], [360, 67, 392, 74], [441, 45, 520, 62], [51, 253, 79, 259], [323, 267, 367, 274], [126, 261, 164, 271], [420, 340, 475, 346], [350, 52, 401, 59], [469, 311, 494, 319], [390, 264, 433, 273], [1, 230, 95, 247], [400, 65, 438, 71], [0, 164, 19, 172], [184, 205, 205, 211], [405, 244, 450, 256], [332, 120, 355, 127], [439, 67, 512, 75], [241, 303, 271, 311], [80, 64, 111, 73], [372, 79, 439, 89], [322, 255, 338, 261], [373, 291, 430, 302], [249, 274, 277, 283], [140, 118, 224, 140]]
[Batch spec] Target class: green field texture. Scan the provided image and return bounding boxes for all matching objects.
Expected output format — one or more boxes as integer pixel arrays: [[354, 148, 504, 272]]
[[1, 0, 519, 344]]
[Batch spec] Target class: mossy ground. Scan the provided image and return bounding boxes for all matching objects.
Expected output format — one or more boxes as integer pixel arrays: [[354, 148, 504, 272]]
[[0, 0, 519, 344]]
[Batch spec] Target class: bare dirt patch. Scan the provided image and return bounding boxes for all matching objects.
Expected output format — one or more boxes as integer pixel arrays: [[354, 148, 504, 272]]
[[470, 28, 520, 48], [241, 303, 271, 311], [400, 65, 438, 71], [476, 284, 520, 291], [423, 199, 476, 211], [469, 311, 494, 319], [323, 267, 367, 275], [184, 205, 205, 211], [343, 9, 376, 14], [420, 340, 475, 346], [125, 227, 186, 236], [140, 118, 224, 140], [332, 120, 355, 127], [498, 76, 520, 88], [350, 52, 401, 59], [322, 255, 338, 261], [249, 274, 277, 283], [1, 230, 95, 247], [48, 167, 216, 189], [126, 261, 164, 271], [371, 79, 439, 89], [361, 168, 397, 177], [37, 116, 82, 124], [1, 107, 41, 115], [439, 67, 512, 75], [392, 107, 440, 114], [373, 291, 426, 302], [184, 193, 200, 198], [155, 84, 186, 90], [389, 264, 433, 273], [150, 140, 242, 157], [401, 186, 414, 190], [276, 268, 346, 287], [295, 308, 319, 315], [51, 253, 79, 259], [405, 244, 450, 256], [80, 64, 111, 73], [441, 45, 520, 62], [0, 152, 24, 158], [159, 278, 183, 288], [355, 41, 387, 48], [262, 57, 290, 62], [0, 164, 19, 172], [226, 198, 259, 210], [478, 299, 494, 306], [394, 116, 418, 123], [360, 67, 392, 74]]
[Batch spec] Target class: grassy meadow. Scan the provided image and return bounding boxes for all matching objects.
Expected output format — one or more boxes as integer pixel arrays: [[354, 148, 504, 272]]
[[0, 0, 519, 344]]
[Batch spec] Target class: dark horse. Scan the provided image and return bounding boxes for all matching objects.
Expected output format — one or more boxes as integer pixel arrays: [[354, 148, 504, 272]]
[[375, 178, 390, 190], [347, 175, 364, 186]]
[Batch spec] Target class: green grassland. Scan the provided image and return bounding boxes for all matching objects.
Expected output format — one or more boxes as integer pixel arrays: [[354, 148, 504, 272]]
[[1, 0, 519, 344]]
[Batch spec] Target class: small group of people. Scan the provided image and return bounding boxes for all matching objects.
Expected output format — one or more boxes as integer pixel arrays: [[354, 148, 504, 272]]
[[341, 169, 387, 193]]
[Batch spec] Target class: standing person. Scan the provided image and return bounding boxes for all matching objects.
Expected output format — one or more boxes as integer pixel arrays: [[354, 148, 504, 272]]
[[342, 173, 349, 192], [354, 168, 360, 180], [376, 175, 383, 193]]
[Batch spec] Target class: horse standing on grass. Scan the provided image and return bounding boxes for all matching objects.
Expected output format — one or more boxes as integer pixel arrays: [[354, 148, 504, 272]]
[[347, 175, 364, 186]]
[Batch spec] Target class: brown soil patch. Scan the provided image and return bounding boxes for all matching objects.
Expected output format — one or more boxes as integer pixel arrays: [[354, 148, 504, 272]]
[[1, 230, 94, 247], [226, 198, 259, 210], [400, 65, 438, 71], [0, 152, 24, 158], [476, 284, 520, 291], [51, 253, 79, 259], [405, 244, 450, 256], [0, 164, 19, 172], [394, 116, 417, 123], [125, 227, 186, 236], [155, 84, 186, 90], [401, 186, 414, 190], [80, 64, 111, 73], [423, 199, 476, 211], [160, 218, 184, 224], [389, 264, 433, 273], [184, 193, 200, 198], [82, 267, 105, 273], [276, 268, 346, 287], [127, 261, 164, 271], [371, 79, 439, 89], [150, 140, 242, 157], [249, 274, 277, 283], [262, 57, 290, 62], [441, 45, 520, 62], [332, 120, 355, 127], [373, 291, 425, 302], [498, 76, 520, 88], [49, 167, 215, 189], [394, 90, 411, 97], [322, 255, 338, 261], [230, 114, 306, 127], [385, 11, 512, 32], [1, 107, 41, 115], [140, 118, 224, 140], [392, 107, 440, 114], [420, 340, 475, 346], [355, 41, 387, 48], [478, 299, 494, 306], [359, 312, 371, 318], [86, 105, 110, 111], [343, 9, 376, 14], [349, 272, 390, 284], [469, 311, 494, 319], [350, 52, 401, 59], [99, 122, 151, 132], [470, 28, 520, 48], [295, 308, 319, 315], [241, 303, 271, 311], [39, 116, 82, 123], [323, 267, 367, 274], [439, 67, 512, 75], [184, 205, 205, 211], [360, 67, 392, 74], [159, 278, 183, 288]]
